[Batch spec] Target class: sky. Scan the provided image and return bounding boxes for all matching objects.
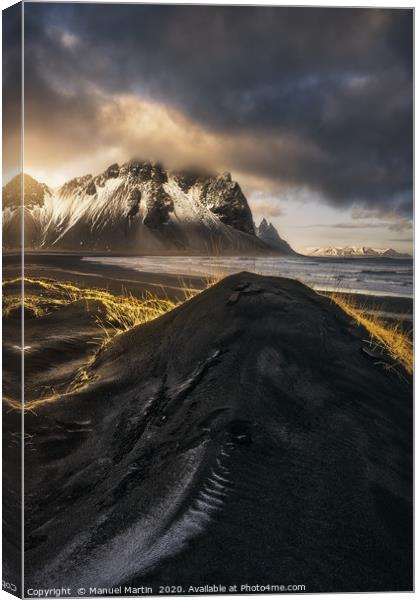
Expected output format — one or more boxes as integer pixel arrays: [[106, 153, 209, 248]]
[[3, 3, 413, 252]]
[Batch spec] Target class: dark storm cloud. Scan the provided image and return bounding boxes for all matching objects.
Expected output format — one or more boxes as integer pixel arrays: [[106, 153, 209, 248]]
[[23, 4, 413, 216], [3, 2, 22, 176]]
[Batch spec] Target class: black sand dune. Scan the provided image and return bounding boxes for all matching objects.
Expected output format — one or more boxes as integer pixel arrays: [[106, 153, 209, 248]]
[[12, 273, 413, 592]]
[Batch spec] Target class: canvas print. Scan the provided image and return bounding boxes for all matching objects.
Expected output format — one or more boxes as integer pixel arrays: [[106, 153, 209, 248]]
[[2, 2, 413, 596]]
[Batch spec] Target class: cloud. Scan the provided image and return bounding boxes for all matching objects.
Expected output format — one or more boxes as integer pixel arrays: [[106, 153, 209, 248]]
[[19, 4, 412, 217], [351, 207, 413, 232], [388, 220, 413, 232], [3, 3, 22, 181], [300, 223, 386, 229], [249, 200, 286, 218], [301, 215, 412, 233], [21, 88, 335, 189]]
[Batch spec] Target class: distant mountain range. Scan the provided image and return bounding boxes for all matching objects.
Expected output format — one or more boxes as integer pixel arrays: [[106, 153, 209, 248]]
[[2, 161, 297, 255], [308, 246, 411, 258]]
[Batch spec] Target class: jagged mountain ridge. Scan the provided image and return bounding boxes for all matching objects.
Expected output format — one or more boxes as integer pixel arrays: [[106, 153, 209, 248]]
[[308, 246, 411, 258], [257, 218, 296, 255], [2, 162, 296, 255]]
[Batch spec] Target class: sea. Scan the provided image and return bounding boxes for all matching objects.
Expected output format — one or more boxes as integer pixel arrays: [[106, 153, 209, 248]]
[[83, 255, 413, 298]]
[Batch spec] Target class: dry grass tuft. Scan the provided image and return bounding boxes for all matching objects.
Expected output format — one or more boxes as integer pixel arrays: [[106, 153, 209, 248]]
[[2, 275, 221, 412], [3, 277, 178, 324], [3, 276, 221, 342], [328, 292, 413, 375]]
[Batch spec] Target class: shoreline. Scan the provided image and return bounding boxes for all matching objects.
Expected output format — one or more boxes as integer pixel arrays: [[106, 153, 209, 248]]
[[3, 252, 413, 320]]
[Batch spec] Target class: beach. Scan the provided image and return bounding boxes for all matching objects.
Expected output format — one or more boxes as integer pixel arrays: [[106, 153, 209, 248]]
[[2, 252, 413, 593], [3, 252, 414, 320], [4, 267, 411, 593]]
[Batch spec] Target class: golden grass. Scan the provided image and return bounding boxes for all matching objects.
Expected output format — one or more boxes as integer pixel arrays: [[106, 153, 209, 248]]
[[2, 275, 219, 412], [3, 390, 74, 413], [3, 275, 218, 337], [3, 276, 412, 413], [3, 276, 179, 321], [327, 292, 413, 375]]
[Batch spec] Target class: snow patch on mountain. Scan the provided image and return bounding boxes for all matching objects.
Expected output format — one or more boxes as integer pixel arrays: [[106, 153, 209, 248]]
[[307, 246, 411, 258], [3, 161, 295, 254]]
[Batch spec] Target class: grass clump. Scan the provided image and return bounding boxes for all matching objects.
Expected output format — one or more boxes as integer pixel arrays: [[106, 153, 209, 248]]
[[2, 276, 220, 412], [328, 292, 413, 375], [2, 276, 206, 340]]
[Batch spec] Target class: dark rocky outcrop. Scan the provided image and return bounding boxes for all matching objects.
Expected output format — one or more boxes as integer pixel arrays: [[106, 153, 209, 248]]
[[200, 172, 255, 235], [126, 188, 141, 218], [172, 169, 211, 192], [60, 174, 92, 196], [122, 159, 168, 184], [105, 163, 120, 178], [3, 173, 50, 209], [142, 184, 173, 230], [86, 180, 96, 196], [257, 217, 297, 255]]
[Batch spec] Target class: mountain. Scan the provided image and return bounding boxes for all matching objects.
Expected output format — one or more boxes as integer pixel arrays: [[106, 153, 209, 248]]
[[308, 246, 411, 258], [2, 162, 294, 255], [256, 218, 297, 255]]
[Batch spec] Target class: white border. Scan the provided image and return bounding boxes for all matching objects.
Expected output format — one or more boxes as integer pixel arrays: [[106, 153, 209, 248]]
[[0, 2, 415, 600]]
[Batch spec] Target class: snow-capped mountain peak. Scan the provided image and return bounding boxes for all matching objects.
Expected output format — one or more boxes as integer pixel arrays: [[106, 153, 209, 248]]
[[307, 246, 411, 258], [3, 160, 296, 255]]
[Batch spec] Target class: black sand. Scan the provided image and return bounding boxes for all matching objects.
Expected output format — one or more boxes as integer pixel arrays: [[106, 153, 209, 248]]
[[3, 252, 414, 319], [4, 253, 208, 302], [13, 271, 412, 593]]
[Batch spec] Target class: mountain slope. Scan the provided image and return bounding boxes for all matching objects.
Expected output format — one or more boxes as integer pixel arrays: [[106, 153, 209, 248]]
[[256, 218, 297, 255], [3, 162, 295, 254], [308, 246, 411, 258]]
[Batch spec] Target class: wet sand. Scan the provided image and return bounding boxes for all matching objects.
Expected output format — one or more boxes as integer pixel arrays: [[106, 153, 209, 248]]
[[3, 252, 413, 319]]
